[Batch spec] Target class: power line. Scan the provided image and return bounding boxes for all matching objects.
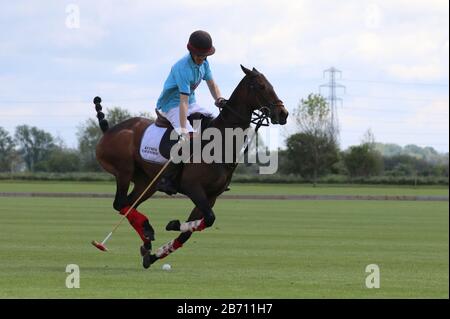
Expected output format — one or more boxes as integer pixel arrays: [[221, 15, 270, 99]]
[[0, 98, 153, 104], [341, 106, 449, 116], [0, 77, 447, 105], [1, 94, 446, 105], [341, 78, 449, 87], [341, 130, 449, 136], [345, 94, 449, 102]]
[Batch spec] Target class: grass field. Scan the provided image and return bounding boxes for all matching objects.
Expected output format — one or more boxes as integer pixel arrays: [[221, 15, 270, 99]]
[[0, 182, 448, 298], [0, 180, 448, 196]]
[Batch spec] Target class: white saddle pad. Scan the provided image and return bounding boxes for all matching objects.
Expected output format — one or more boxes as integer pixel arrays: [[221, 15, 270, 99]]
[[140, 124, 169, 164]]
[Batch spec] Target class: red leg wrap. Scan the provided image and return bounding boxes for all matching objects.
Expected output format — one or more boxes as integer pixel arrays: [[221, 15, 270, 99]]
[[196, 219, 206, 232], [120, 206, 150, 243], [180, 218, 206, 233], [173, 239, 183, 249], [156, 239, 183, 259]]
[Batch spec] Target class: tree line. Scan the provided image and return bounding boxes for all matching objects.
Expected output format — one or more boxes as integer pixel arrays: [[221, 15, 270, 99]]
[[0, 108, 152, 173], [0, 95, 448, 184], [238, 94, 449, 184]]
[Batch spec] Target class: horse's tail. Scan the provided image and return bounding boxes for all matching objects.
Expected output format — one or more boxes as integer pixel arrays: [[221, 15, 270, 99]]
[[93, 96, 109, 133]]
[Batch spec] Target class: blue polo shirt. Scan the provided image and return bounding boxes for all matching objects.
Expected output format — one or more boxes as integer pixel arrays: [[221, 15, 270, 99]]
[[156, 54, 213, 112]]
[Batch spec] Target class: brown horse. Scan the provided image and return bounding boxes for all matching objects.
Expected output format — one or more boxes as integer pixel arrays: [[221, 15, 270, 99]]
[[94, 65, 288, 268]]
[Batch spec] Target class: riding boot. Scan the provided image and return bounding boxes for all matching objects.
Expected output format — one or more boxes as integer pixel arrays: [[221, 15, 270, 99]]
[[156, 161, 183, 195], [157, 131, 192, 195]]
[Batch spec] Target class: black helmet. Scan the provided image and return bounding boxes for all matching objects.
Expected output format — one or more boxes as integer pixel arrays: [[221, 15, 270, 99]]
[[187, 30, 215, 56]]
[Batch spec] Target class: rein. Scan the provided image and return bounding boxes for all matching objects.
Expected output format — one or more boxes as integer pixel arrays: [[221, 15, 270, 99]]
[[218, 103, 270, 132], [216, 103, 270, 164]]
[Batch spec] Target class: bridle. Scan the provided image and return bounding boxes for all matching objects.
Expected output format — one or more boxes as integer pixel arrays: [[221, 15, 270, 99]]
[[218, 75, 283, 132], [218, 103, 270, 131], [216, 74, 284, 157]]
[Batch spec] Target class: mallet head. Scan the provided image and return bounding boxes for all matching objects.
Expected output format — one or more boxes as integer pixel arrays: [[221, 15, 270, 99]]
[[91, 240, 108, 252]]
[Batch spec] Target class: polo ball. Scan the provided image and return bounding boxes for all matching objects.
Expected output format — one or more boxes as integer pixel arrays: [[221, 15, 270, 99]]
[[162, 263, 171, 271]]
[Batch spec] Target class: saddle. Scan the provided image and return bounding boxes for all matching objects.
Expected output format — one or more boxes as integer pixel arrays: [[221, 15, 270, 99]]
[[155, 109, 213, 131], [155, 109, 172, 128], [155, 110, 214, 159]]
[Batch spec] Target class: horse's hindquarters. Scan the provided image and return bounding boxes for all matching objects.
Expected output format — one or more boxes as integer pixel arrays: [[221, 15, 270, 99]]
[[96, 118, 152, 176]]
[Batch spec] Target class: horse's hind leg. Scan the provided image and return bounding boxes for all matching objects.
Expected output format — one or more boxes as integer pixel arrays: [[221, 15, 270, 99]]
[[127, 168, 157, 210], [113, 172, 132, 212], [113, 170, 154, 254], [127, 170, 158, 260]]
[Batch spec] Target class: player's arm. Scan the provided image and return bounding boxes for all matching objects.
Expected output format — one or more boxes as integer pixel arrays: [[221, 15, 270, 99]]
[[206, 79, 225, 107], [179, 93, 189, 135]]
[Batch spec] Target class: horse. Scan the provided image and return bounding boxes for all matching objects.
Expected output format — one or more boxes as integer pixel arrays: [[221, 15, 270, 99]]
[[94, 65, 289, 268]]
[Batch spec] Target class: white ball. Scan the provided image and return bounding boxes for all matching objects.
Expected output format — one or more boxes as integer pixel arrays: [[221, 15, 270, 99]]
[[162, 263, 171, 271]]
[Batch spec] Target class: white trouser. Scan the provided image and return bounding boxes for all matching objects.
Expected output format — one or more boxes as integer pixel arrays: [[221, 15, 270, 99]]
[[157, 103, 213, 135]]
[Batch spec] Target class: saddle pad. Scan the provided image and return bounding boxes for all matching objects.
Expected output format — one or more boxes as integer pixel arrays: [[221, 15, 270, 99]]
[[140, 123, 169, 164]]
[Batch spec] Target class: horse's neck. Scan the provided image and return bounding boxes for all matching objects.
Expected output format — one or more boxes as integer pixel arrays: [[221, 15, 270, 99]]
[[209, 104, 253, 165], [214, 104, 251, 130], [202, 76, 255, 165], [213, 78, 253, 131]]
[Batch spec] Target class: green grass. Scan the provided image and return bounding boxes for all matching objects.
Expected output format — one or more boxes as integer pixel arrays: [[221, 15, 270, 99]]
[[0, 194, 448, 298], [0, 180, 117, 194], [0, 180, 448, 196]]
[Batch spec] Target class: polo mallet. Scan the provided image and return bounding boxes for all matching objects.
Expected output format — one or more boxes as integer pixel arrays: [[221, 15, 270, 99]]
[[91, 158, 173, 252]]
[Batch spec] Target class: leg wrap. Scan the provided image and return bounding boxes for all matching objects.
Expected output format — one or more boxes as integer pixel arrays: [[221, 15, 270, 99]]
[[180, 218, 206, 233], [120, 206, 151, 243], [155, 239, 183, 259]]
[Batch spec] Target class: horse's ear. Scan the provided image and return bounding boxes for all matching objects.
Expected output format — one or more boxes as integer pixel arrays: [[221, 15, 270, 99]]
[[241, 64, 252, 76], [252, 67, 260, 74]]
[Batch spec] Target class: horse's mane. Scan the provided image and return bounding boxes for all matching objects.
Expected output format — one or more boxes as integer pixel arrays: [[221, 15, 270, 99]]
[[227, 74, 249, 104]]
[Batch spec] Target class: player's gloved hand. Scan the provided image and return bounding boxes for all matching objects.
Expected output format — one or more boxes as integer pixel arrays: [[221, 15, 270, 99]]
[[178, 132, 190, 143], [215, 97, 227, 108]]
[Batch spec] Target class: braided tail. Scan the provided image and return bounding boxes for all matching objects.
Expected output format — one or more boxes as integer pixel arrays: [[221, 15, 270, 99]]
[[93, 96, 109, 133]]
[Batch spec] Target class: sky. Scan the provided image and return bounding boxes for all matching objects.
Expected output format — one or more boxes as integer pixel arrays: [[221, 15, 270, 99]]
[[0, 0, 448, 152]]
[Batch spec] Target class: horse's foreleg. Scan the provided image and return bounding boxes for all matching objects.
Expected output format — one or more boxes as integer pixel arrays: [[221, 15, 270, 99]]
[[152, 207, 202, 261], [167, 192, 217, 233], [152, 195, 217, 263]]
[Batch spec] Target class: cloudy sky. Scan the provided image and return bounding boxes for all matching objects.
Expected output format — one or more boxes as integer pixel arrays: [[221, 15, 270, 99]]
[[0, 0, 448, 152]]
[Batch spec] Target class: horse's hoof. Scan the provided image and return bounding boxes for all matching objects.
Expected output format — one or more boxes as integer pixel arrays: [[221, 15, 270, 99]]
[[166, 220, 181, 231], [142, 252, 151, 269], [143, 253, 158, 269]]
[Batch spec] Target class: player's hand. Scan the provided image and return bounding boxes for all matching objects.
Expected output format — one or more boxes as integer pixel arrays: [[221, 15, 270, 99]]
[[178, 132, 190, 143], [215, 97, 227, 108]]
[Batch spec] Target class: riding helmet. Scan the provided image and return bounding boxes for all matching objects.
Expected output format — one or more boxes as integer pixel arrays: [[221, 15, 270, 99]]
[[187, 30, 215, 56]]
